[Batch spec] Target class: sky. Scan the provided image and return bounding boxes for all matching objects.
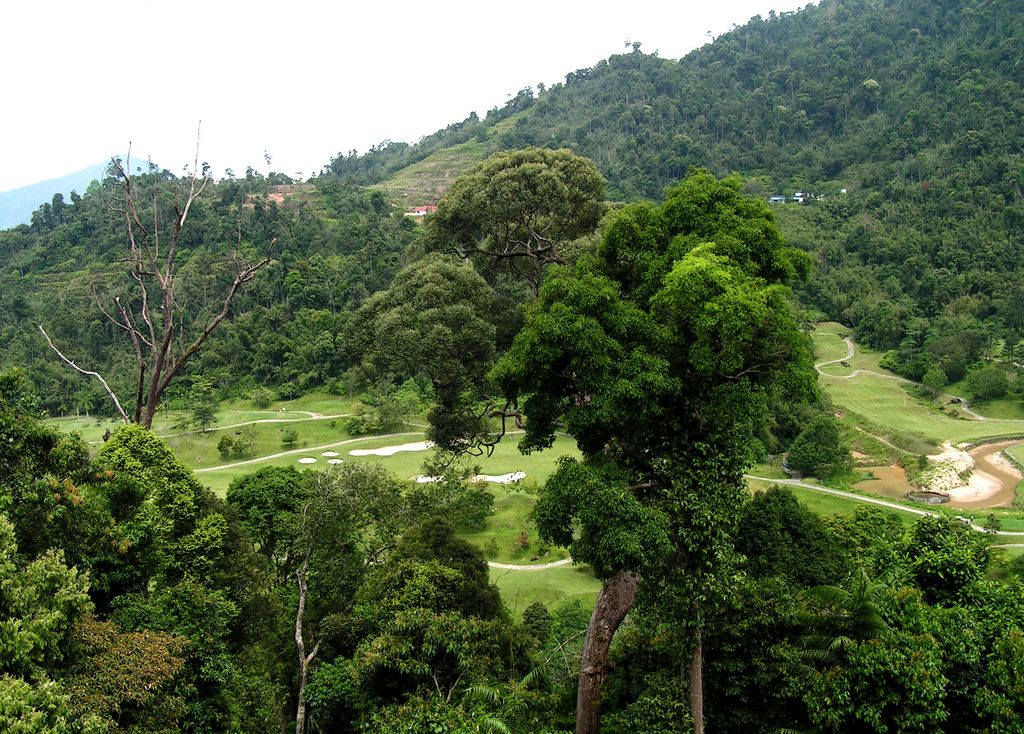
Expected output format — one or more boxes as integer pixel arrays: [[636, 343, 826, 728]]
[[1, 0, 811, 193]]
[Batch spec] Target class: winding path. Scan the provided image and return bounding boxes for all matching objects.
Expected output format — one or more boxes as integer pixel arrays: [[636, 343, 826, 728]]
[[159, 412, 349, 439], [745, 474, 1024, 537], [193, 431, 424, 472], [813, 335, 1013, 422], [488, 558, 574, 571]]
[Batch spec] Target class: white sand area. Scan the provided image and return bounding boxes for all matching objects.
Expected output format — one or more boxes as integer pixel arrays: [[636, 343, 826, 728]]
[[349, 441, 432, 457], [297, 457, 317, 464], [476, 471, 527, 484], [946, 471, 1001, 502], [413, 471, 526, 485]]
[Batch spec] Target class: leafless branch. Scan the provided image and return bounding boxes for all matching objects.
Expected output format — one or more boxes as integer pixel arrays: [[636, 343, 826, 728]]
[[38, 325, 129, 424]]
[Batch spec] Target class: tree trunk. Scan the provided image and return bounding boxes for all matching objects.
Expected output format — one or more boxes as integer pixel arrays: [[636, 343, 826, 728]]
[[294, 548, 319, 734], [690, 628, 704, 734], [576, 571, 638, 734]]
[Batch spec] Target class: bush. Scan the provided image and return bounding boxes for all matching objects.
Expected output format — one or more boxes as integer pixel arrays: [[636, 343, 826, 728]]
[[282, 427, 298, 448], [345, 405, 386, 435], [231, 428, 256, 458], [514, 530, 530, 551], [966, 365, 1009, 401], [251, 387, 274, 409], [786, 415, 850, 478]]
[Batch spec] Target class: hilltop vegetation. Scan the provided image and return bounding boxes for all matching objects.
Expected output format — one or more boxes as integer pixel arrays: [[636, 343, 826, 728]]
[[329, 0, 1024, 396]]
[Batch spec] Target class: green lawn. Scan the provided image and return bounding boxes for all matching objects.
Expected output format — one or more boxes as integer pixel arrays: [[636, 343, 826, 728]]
[[48, 391, 357, 448], [491, 564, 600, 619], [168, 418, 353, 471], [813, 324, 1024, 443], [959, 395, 1024, 421], [811, 321, 851, 364], [48, 415, 127, 445], [746, 478, 920, 528], [1007, 444, 1024, 466], [821, 372, 1023, 444]]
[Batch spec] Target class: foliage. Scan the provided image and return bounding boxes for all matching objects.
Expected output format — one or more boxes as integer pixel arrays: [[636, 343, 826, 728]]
[[0, 175, 417, 414], [737, 486, 850, 586], [407, 456, 495, 532], [323, 0, 1024, 394], [0, 515, 93, 679], [967, 364, 1011, 401], [347, 255, 497, 445], [425, 147, 607, 292], [785, 415, 851, 478], [64, 616, 187, 732], [226, 465, 309, 562], [0, 676, 80, 734], [906, 515, 989, 605]]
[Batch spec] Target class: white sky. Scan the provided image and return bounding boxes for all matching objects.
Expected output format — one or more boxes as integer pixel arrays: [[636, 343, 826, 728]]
[[1, 0, 810, 192]]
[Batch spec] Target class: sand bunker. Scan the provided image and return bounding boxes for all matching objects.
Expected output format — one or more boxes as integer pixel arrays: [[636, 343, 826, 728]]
[[412, 471, 527, 485], [476, 471, 527, 484], [946, 472, 1001, 502], [349, 441, 432, 457], [327, 459, 344, 465], [297, 457, 317, 464], [321, 451, 340, 457]]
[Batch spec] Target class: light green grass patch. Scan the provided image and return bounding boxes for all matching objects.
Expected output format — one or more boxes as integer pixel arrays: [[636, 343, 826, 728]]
[[491, 564, 600, 619], [748, 463, 789, 480], [746, 478, 918, 528], [463, 487, 571, 566], [822, 373, 1024, 444], [47, 415, 125, 445], [373, 141, 490, 206], [811, 322, 852, 365], [167, 418, 353, 471], [1007, 444, 1024, 465]]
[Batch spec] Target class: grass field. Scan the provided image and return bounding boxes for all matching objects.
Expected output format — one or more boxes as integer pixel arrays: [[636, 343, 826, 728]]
[[371, 141, 489, 206], [746, 478, 919, 528], [812, 325, 1024, 445], [49, 391, 358, 447], [810, 322, 852, 364], [491, 564, 600, 618]]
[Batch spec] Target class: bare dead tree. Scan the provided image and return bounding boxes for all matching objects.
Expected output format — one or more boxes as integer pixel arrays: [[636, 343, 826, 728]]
[[41, 130, 273, 428], [294, 535, 320, 734]]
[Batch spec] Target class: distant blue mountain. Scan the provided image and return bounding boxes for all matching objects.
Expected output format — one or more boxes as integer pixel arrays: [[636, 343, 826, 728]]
[[0, 161, 110, 230]]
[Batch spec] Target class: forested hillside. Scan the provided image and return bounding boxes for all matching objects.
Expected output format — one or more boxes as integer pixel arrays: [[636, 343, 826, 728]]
[[2, 0, 1021, 411], [327, 0, 1024, 386], [0, 169, 419, 414]]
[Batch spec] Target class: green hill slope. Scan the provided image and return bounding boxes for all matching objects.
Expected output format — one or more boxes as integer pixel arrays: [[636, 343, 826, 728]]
[[338, 0, 1023, 387]]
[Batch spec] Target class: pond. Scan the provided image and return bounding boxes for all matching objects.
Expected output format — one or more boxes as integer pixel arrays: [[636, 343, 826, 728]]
[[853, 464, 916, 499], [853, 441, 1023, 509]]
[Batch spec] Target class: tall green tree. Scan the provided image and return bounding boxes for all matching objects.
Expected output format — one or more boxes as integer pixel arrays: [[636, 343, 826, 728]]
[[785, 415, 850, 479], [481, 170, 816, 733], [348, 254, 500, 449], [426, 147, 607, 294]]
